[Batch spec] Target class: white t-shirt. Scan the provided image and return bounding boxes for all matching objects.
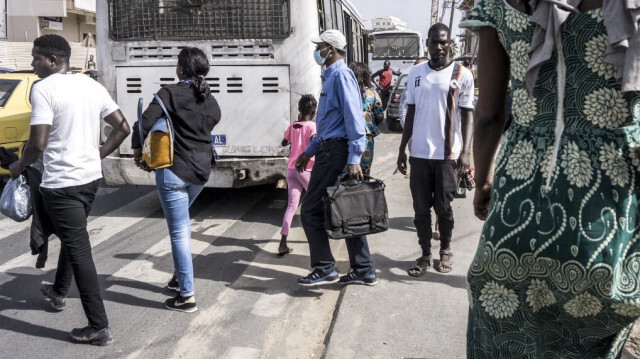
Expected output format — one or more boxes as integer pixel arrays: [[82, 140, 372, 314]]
[[30, 73, 120, 188], [406, 62, 474, 160]]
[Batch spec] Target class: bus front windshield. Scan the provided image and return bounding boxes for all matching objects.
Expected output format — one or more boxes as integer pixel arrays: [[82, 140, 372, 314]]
[[372, 34, 420, 60]]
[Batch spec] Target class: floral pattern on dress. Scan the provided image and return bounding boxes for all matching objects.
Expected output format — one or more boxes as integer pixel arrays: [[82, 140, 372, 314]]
[[505, 139, 536, 180], [360, 86, 384, 176], [561, 141, 593, 188], [612, 299, 640, 317], [460, 0, 640, 357], [584, 88, 630, 128], [509, 40, 529, 81], [512, 88, 537, 125], [526, 279, 556, 312], [505, 7, 529, 33], [564, 292, 603, 318], [479, 281, 519, 319], [599, 142, 630, 187], [585, 34, 618, 80]]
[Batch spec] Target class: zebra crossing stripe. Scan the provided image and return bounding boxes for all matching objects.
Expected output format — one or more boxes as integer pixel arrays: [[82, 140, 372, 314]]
[[110, 191, 267, 284], [0, 191, 161, 273]]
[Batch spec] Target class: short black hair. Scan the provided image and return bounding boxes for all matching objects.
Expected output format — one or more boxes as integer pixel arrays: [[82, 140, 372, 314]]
[[428, 23, 450, 39], [298, 94, 317, 116], [33, 34, 71, 60], [462, 59, 471, 67], [336, 48, 346, 56], [384, 60, 390, 66]]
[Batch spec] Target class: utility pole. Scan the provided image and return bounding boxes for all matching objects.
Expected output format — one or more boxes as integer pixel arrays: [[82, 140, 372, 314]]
[[430, 0, 440, 27], [447, 0, 457, 40]]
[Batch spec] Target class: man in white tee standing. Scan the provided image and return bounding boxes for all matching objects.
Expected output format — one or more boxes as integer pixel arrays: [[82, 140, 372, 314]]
[[9, 34, 130, 345], [397, 23, 474, 276]]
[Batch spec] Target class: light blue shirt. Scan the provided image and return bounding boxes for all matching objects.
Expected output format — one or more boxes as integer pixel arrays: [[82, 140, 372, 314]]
[[304, 60, 365, 165]]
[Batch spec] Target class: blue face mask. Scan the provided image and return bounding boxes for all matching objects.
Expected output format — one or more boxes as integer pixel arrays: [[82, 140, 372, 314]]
[[314, 49, 331, 66]]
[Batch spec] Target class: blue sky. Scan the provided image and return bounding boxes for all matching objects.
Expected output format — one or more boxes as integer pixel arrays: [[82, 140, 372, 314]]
[[350, 0, 465, 39]]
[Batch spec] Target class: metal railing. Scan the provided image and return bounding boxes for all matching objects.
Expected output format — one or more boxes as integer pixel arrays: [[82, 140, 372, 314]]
[[108, 0, 290, 41]]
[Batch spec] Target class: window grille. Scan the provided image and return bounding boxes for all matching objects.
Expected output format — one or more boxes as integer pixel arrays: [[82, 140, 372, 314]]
[[109, 0, 290, 41]]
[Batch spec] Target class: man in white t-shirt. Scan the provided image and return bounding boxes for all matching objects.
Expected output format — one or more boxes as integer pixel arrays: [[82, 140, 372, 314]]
[[397, 23, 474, 276], [9, 34, 130, 345]]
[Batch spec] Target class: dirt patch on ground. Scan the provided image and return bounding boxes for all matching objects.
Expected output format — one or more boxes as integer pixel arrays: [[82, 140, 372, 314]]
[[623, 321, 640, 358]]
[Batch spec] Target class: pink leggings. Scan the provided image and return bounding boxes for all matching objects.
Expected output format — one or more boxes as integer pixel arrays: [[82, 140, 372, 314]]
[[281, 169, 311, 236]]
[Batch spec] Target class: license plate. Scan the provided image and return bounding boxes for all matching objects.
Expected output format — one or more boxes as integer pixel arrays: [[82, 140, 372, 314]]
[[211, 135, 226, 146]]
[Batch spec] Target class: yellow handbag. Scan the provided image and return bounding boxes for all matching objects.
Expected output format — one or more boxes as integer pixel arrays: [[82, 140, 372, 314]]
[[138, 93, 174, 169]]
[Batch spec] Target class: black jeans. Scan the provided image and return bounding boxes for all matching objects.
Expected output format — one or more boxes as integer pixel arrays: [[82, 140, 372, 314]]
[[301, 139, 374, 275], [40, 179, 109, 330], [409, 157, 457, 256]]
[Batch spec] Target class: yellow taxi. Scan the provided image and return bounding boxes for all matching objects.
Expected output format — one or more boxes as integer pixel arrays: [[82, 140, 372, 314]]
[[0, 72, 40, 176]]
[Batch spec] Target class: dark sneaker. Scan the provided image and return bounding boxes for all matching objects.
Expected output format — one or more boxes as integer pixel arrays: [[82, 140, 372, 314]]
[[164, 294, 198, 313], [166, 274, 179, 292], [40, 281, 65, 311], [339, 270, 378, 286], [297, 269, 339, 286], [70, 326, 113, 346]]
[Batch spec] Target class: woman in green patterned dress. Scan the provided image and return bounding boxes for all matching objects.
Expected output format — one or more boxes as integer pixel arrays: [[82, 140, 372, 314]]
[[461, 0, 640, 357], [349, 62, 384, 176]]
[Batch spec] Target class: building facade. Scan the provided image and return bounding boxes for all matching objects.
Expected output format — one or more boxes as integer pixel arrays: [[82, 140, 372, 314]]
[[371, 16, 407, 31], [0, 0, 96, 70]]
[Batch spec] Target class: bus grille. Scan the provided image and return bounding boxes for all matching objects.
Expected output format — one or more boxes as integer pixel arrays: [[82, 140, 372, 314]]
[[108, 0, 290, 41]]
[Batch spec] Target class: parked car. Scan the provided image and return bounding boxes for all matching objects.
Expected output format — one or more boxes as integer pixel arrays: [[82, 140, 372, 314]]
[[386, 74, 408, 131], [0, 72, 40, 177], [0, 67, 14, 74]]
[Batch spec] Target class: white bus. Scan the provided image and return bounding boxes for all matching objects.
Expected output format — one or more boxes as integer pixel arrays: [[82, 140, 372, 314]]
[[368, 30, 425, 75], [96, 0, 366, 188]]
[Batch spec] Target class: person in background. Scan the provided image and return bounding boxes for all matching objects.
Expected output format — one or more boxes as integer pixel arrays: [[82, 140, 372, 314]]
[[348, 62, 384, 176], [132, 47, 221, 313], [278, 94, 317, 257], [397, 23, 474, 276], [372, 60, 401, 110], [9, 34, 130, 345], [461, 0, 640, 357], [87, 55, 96, 70], [295, 29, 376, 286]]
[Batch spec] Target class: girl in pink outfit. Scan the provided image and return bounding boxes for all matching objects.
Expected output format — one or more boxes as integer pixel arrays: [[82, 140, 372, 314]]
[[278, 95, 317, 257]]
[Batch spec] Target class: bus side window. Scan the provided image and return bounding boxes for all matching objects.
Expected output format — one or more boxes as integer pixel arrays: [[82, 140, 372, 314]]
[[317, 0, 325, 32], [334, 1, 344, 32], [322, 0, 334, 29]]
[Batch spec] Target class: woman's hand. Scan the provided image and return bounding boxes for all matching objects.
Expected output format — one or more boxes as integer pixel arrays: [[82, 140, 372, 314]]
[[473, 181, 492, 221], [133, 148, 153, 172]]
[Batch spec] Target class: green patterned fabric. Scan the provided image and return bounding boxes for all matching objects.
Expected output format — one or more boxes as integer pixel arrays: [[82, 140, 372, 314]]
[[461, 1, 640, 358]]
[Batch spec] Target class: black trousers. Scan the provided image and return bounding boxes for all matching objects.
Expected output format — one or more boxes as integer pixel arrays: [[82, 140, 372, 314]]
[[301, 139, 374, 275], [409, 157, 457, 256], [40, 179, 109, 330]]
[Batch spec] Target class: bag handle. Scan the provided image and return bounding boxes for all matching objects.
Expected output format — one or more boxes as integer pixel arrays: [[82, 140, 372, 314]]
[[137, 97, 144, 145], [153, 93, 175, 139], [330, 174, 385, 199]]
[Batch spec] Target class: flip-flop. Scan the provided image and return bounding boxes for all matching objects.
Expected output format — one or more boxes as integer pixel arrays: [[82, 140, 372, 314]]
[[407, 255, 431, 277], [277, 247, 293, 257], [435, 250, 453, 273]]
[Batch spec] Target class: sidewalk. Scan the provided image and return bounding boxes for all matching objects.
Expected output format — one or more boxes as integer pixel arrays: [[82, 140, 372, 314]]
[[324, 154, 481, 359]]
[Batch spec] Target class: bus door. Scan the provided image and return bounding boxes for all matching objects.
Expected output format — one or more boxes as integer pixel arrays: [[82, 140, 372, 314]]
[[344, 13, 354, 63]]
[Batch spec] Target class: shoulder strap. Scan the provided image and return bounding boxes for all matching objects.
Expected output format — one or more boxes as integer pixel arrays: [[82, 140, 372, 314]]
[[450, 63, 462, 82], [153, 92, 175, 136], [137, 97, 144, 145]]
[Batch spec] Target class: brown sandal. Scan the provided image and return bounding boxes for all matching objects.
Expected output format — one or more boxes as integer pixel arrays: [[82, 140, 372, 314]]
[[408, 255, 431, 277], [435, 250, 453, 273], [277, 247, 293, 257]]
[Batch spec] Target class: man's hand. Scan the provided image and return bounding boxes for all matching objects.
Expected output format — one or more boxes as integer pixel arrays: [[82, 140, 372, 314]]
[[474, 181, 492, 220], [133, 148, 153, 172], [9, 161, 23, 179], [295, 153, 311, 173], [457, 151, 471, 177], [397, 150, 408, 175], [347, 164, 364, 181]]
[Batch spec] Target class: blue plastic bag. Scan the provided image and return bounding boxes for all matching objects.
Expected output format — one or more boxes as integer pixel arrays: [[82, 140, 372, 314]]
[[0, 175, 32, 222]]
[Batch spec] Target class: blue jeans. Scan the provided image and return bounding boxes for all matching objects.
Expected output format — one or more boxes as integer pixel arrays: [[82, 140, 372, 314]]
[[156, 168, 204, 297]]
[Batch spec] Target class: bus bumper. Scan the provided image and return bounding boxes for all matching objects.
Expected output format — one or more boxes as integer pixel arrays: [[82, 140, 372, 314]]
[[102, 156, 287, 188]]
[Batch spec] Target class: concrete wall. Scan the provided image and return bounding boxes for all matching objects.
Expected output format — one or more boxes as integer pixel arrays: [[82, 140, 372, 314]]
[[6, 16, 39, 42], [6, 12, 95, 42]]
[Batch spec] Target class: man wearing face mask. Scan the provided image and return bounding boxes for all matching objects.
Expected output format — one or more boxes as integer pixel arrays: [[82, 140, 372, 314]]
[[295, 29, 376, 287]]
